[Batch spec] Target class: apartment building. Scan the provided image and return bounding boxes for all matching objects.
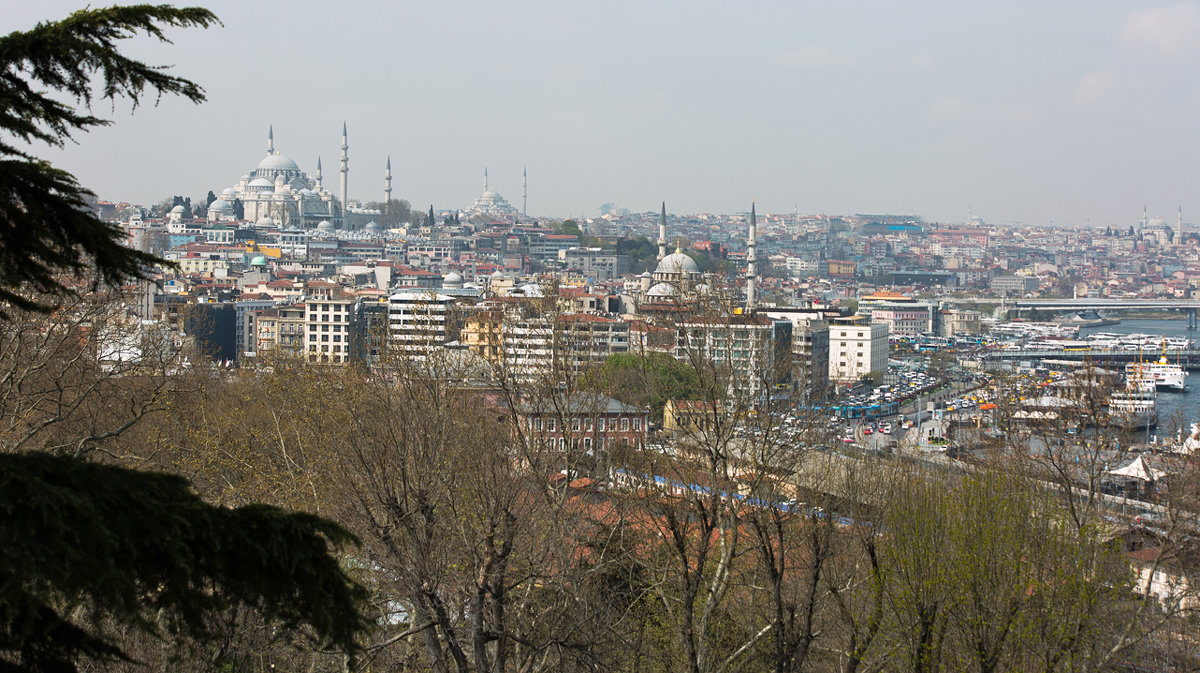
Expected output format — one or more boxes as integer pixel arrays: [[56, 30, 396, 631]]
[[304, 284, 354, 364], [388, 290, 455, 357], [675, 314, 793, 403], [828, 315, 888, 384], [256, 303, 306, 356]]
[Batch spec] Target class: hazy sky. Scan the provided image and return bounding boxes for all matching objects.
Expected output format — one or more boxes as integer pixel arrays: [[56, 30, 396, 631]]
[[8, 1, 1200, 225]]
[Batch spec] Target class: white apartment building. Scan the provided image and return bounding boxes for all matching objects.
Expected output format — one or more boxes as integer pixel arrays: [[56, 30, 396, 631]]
[[784, 256, 820, 276], [675, 315, 793, 403], [388, 291, 454, 357], [828, 316, 888, 384], [304, 284, 354, 364], [501, 314, 630, 382]]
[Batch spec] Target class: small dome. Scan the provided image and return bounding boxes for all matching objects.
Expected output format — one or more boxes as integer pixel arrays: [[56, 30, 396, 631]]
[[646, 282, 678, 297], [250, 255, 267, 266], [208, 199, 233, 213], [255, 216, 275, 227], [443, 271, 464, 289], [317, 220, 334, 230], [248, 178, 273, 188], [655, 250, 699, 275], [256, 153, 301, 171], [170, 205, 186, 214], [365, 221, 381, 231], [221, 187, 237, 196]]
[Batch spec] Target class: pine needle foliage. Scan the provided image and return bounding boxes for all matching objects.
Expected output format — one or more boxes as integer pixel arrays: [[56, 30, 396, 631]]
[[0, 452, 370, 673], [0, 5, 219, 313]]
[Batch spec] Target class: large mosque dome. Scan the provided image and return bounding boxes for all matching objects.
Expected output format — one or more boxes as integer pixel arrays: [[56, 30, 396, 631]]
[[646, 282, 678, 297], [257, 154, 301, 172], [467, 169, 519, 219], [656, 250, 699, 275], [215, 126, 346, 228]]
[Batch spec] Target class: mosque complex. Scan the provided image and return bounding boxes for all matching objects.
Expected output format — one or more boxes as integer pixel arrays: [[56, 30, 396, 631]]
[[205, 126, 525, 229]]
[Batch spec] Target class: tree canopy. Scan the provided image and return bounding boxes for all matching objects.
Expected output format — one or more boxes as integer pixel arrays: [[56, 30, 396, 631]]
[[0, 452, 369, 673], [595, 351, 708, 420], [0, 5, 219, 313], [0, 8, 372, 672]]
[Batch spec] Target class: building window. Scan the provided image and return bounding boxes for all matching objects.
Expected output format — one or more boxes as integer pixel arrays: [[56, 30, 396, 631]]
[[621, 418, 630, 431], [598, 418, 606, 431], [633, 418, 641, 431], [547, 418, 557, 432]]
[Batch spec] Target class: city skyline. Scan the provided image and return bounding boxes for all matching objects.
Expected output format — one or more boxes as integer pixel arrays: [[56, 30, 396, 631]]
[[9, 0, 1200, 225]]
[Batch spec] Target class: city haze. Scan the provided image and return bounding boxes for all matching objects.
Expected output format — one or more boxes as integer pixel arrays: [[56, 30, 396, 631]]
[[8, 0, 1200, 225]]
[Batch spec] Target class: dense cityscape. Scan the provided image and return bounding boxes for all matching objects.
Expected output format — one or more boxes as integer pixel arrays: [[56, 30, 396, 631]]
[[7, 4, 1200, 673]]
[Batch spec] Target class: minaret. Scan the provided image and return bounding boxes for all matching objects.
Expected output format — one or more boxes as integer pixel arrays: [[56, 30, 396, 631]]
[[484, 166, 489, 192], [267, 125, 274, 156], [384, 156, 392, 216], [339, 122, 349, 210], [746, 201, 758, 313], [657, 201, 668, 262], [1178, 206, 1184, 242], [522, 166, 528, 216], [315, 157, 323, 191], [1142, 205, 1148, 230]]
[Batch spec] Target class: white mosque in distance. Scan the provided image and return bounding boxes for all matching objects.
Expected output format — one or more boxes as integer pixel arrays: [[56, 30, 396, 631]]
[[205, 125, 524, 229], [206, 125, 355, 229]]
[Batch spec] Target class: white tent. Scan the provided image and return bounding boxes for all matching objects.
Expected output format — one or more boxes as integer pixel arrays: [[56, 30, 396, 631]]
[[1108, 455, 1167, 482]]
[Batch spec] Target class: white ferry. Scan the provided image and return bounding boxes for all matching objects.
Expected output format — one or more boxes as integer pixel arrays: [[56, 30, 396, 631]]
[[1124, 342, 1188, 391], [1126, 359, 1187, 391], [1108, 366, 1158, 429]]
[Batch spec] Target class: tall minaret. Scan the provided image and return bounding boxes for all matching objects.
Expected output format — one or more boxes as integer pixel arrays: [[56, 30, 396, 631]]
[[522, 166, 528, 216], [267, 125, 274, 156], [657, 201, 668, 262], [384, 156, 392, 216], [746, 201, 758, 313], [339, 122, 349, 209], [484, 166, 489, 192], [1178, 206, 1184, 242], [314, 156, 323, 191], [1142, 205, 1148, 230]]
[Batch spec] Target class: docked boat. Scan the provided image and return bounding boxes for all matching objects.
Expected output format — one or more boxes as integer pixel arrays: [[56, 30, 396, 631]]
[[1108, 368, 1158, 429], [1127, 359, 1187, 391], [1124, 342, 1188, 391]]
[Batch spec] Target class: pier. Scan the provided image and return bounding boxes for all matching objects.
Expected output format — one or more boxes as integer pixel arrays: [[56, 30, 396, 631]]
[[982, 348, 1200, 369]]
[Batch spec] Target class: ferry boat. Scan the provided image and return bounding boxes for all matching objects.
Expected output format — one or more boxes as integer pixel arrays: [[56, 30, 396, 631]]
[[1108, 368, 1158, 429], [1124, 342, 1187, 391], [1126, 359, 1187, 391]]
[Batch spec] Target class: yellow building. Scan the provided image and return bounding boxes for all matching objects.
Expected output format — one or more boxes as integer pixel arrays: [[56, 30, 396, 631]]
[[663, 399, 721, 436]]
